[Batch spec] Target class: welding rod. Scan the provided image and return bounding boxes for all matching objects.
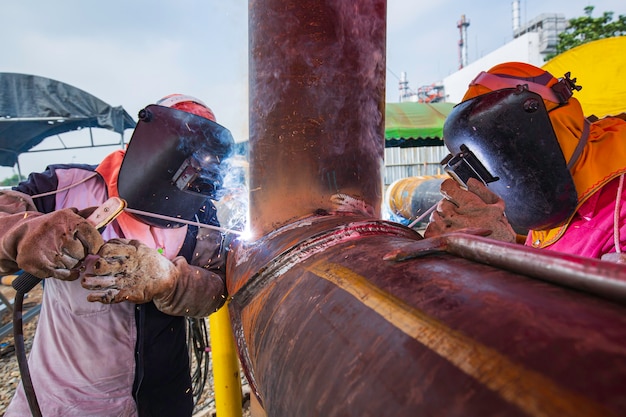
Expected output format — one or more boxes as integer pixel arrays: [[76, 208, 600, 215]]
[[124, 207, 244, 235], [407, 200, 439, 229]]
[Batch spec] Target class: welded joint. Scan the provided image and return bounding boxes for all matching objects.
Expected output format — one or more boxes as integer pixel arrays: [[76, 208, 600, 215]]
[[231, 218, 416, 308]]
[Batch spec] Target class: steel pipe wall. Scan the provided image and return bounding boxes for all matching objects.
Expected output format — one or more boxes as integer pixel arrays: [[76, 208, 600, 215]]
[[248, 0, 386, 239]]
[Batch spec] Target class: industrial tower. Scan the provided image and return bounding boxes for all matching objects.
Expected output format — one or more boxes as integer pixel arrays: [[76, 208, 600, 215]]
[[457, 14, 470, 69]]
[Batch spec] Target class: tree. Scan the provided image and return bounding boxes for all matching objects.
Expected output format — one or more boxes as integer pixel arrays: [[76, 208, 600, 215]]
[[545, 6, 626, 61], [0, 174, 26, 187]]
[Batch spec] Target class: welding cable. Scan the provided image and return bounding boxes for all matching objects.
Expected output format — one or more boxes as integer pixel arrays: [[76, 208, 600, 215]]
[[613, 174, 624, 254], [11, 272, 43, 417], [29, 172, 100, 200]]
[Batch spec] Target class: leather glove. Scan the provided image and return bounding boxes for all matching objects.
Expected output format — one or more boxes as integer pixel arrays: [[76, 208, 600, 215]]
[[0, 204, 105, 280], [0, 189, 37, 214], [423, 178, 516, 243], [81, 238, 227, 317]]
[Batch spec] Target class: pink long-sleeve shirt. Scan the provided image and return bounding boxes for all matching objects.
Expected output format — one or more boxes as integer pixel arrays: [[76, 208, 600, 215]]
[[526, 176, 626, 259]]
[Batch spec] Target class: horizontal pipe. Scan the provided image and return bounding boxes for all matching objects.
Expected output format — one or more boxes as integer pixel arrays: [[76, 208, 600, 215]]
[[227, 214, 626, 416], [384, 232, 626, 304]]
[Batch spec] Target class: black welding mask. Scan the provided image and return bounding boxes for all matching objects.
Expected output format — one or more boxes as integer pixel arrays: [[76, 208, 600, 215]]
[[118, 104, 235, 228], [442, 86, 578, 231]]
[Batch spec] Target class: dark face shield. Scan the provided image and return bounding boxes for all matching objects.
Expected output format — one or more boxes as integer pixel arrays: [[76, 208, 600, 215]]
[[443, 87, 578, 231], [118, 105, 235, 228]]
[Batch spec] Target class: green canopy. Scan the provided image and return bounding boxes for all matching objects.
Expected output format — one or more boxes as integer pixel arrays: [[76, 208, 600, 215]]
[[385, 101, 456, 147]]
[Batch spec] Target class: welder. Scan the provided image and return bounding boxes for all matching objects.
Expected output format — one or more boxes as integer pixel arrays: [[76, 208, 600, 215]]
[[0, 94, 234, 416], [425, 62, 626, 260]]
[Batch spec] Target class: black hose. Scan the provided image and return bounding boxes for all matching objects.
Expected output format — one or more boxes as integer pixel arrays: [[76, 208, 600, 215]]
[[12, 272, 43, 417], [187, 317, 210, 408]]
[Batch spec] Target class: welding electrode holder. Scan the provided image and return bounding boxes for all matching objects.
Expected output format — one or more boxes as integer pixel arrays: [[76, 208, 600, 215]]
[[407, 147, 499, 229], [441, 144, 499, 188]]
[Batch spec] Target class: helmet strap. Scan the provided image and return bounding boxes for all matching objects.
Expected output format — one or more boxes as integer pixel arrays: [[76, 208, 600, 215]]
[[566, 119, 590, 171]]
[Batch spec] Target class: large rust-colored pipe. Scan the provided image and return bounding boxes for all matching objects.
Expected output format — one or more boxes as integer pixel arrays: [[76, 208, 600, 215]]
[[226, 1, 626, 416], [228, 219, 626, 416], [248, 0, 386, 239]]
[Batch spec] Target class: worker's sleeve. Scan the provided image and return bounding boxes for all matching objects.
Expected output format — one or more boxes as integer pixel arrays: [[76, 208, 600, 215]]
[[154, 227, 228, 317], [0, 190, 39, 275]]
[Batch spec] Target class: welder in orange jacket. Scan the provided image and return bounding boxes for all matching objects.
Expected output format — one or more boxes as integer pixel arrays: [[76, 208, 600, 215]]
[[425, 62, 626, 260]]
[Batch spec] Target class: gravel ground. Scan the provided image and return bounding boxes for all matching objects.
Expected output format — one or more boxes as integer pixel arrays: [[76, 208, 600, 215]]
[[0, 282, 250, 417]]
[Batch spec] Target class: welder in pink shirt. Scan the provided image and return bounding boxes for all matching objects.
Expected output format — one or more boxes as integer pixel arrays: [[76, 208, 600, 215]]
[[0, 94, 234, 416]]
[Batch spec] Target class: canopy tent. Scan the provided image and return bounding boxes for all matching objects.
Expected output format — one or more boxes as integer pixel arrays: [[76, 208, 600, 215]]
[[221, 101, 457, 156], [384, 101, 456, 147], [0, 72, 136, 173], [542, 36, 626, 119]]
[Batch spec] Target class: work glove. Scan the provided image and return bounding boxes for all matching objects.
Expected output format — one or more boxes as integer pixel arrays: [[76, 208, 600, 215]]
[[80, 238, 227, 317], [423, 178, 516, 243], [0, 189, 37, 214], [0, 191, 104, 280]]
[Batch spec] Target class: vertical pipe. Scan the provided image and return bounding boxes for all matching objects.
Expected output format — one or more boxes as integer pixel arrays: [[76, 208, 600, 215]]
[[248, 0, 387, 239], [209, 303, 243, 417]]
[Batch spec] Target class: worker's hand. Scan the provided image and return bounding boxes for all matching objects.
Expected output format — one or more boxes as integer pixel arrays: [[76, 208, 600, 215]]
[[0, 208, 104, 280], [0, 190, 37, 214], [424, 178, 516, 243], [81, 237, 228, 316], [80, 238, 178, 304]]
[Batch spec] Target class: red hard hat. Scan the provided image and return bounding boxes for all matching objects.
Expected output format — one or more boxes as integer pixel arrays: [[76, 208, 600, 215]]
[[156, 93, 216, 122]]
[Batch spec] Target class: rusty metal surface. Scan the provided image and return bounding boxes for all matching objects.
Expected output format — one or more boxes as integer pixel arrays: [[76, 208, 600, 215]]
[[248, 0, 387, 238], [226, 213, 418, 297], [227, 214, 626, 416]]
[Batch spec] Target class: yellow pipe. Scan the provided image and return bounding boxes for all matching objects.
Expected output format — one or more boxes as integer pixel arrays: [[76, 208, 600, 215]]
[[209, 302, 243, 417], [385, 175, 447, 219]]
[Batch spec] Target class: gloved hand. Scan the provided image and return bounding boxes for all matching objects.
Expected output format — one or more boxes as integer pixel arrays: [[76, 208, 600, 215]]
[[80, 238, 227, 316], [0, 189, 37, 214], [0, 206, 105, 280], [423, 178, 516, 243], [80, 238, 176, 304]]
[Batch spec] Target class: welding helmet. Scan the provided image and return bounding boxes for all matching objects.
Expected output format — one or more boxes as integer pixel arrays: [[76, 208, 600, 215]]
[[442, 62, 584, 231], [118, 94, 235, 228]]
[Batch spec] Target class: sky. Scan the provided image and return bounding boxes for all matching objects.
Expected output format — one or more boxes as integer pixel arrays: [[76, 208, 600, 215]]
[[1, 0, 625, 180]]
